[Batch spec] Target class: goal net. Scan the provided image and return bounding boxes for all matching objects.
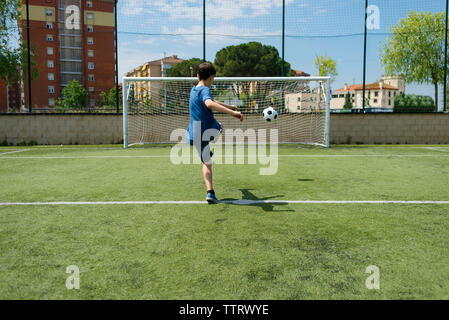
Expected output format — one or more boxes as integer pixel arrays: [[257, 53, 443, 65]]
[[122, 77, 330, 148]]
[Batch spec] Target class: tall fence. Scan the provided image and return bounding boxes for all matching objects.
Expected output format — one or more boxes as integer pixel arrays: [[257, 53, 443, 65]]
[[2, 0, 448, 113]]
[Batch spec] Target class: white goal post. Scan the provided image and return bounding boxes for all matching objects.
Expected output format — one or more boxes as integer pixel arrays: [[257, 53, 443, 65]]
[[122, 76, 331, 148]]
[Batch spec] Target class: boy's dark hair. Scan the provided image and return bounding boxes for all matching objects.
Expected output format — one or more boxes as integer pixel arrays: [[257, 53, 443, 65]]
[[197, 62, 216, 80]]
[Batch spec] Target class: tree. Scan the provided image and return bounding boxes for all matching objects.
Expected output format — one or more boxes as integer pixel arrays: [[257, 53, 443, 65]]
[[364, 91, 371, 108], [380, 11, 446, 112], [214, 42, 295, 77], [214, 42, 295, 111], [394, 93, 435, 112], [343, 92, 352, 109], [0, 1, 21, 60], [166, 58, 210, 77], [1, 1, 38, 82], [314, 55, 338, 82], [100, 86, 122, 109], [56, 80, 88, 110]]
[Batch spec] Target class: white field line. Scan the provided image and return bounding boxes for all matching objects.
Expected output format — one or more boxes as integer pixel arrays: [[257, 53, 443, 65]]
[[0, 154, 449, 159], [0, 149, 31, 156], [0, 200, 448, 206], [423, 147, 449, 153]]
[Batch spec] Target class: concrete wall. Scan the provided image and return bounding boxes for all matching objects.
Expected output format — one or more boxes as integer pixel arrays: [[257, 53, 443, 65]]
[[0, 113, 448, 145], [0, 114, 122, 145], [330, 113, 449, 144]]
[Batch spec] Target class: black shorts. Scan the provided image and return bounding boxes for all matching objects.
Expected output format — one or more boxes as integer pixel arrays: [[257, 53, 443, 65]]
[[196, 141, 213, 164], [189, 123, 222, 164]]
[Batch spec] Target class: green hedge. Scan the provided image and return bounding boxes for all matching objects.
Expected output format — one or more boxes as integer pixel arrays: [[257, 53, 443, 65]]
[[394, 94, 435, 112]]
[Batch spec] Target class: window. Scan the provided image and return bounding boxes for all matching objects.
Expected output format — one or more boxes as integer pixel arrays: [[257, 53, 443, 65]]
[[47, 60, 54, 68], [88, 87, 94, 93], [374, 91, 378, 97], [48, 98, 55, 106], [46, 22, 53, 29], [47, 47, 53, 55], [48, 73, 54, 81], [351, 93, 355, 97], [87, 1, 93, 8], [48, 86, 55, 94], [88, 62, 94, 70], [297, 97, 301, 102], [388, 100, 391, 106], [88, 74, 94, 82], [89, 99, 95, 107], [373, 99, 378, 103], [47, 34, 53, 42], [87, 26, 93, 32], [87, 13, 94, 20], [87, 37, 94, 45], [394, 92, 397, 96], [45, 9, 53, 16], [339, 94, 344, 98], [388, 91, 391, 97], [88, 50, 94, 57]]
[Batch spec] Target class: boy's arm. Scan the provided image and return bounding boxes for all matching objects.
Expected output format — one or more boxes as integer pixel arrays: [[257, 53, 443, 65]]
[[205, 99, 243, 121], [214, 100, 238, 111]]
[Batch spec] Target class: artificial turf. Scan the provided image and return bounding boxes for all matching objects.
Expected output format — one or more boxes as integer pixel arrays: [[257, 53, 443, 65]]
[[0, 144, 448, 299]]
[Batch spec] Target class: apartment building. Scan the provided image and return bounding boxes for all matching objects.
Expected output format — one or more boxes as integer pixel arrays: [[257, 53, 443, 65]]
[[3, 0, 116, 110], [125, 55, 184, 101], [330, 75, 405, 110]]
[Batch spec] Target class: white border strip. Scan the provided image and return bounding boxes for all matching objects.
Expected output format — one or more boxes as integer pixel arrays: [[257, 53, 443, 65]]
[[0, 154, 449, 159], [423, 147, 449, 153], [0, 200, 448, 206]]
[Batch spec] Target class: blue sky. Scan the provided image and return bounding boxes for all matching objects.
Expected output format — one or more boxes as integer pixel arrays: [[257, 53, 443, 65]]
[[117, 0, 446, 107]]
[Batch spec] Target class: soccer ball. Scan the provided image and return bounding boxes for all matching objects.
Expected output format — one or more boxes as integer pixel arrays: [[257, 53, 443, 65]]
[[263, 106, 278, 122]]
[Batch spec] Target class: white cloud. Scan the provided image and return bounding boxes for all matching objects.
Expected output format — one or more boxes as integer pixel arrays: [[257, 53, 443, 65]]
[[121, 0, 146, 16], [125, 0, 301, 22], [135, 37, 157, 45], [158, 24, 282, 48]]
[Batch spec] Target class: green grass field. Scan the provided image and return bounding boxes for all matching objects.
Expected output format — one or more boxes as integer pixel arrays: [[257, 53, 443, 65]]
[[0, 144, 449, 299]]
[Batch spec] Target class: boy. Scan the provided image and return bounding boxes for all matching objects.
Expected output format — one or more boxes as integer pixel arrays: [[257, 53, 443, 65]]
[[186, 62, 243, 204]]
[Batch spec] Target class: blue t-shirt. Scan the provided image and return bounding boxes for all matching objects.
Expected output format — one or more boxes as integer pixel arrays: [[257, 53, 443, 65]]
[[186, 85, 221, 143]]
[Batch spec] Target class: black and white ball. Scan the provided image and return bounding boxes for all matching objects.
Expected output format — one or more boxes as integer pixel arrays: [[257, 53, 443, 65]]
[[263, 106, 278, 122]]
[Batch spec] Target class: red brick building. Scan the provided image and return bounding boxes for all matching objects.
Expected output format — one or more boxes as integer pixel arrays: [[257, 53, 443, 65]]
[[0, 79, 21, 113], [0, 0, 116, 111]]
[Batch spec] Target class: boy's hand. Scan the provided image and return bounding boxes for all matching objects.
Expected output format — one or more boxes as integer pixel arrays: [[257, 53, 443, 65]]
[[228, 105, 238, 111], [233, 111, 243, 122]]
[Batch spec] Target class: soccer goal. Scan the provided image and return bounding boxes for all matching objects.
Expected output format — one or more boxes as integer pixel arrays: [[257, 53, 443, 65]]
[[122, 76, 331, 148]]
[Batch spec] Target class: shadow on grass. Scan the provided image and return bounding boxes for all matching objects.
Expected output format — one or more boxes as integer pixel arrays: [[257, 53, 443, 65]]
[[219, 188, 295, 212]]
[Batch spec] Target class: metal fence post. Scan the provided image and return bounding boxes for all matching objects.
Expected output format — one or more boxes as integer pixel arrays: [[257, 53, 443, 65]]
[[281, 0, 285, 76], [203, 0, 206, 62], [115, 0, 119, 113], [26, 0, 32, 112], [444, 0, 448, 112], [362, 0, 368, 113]]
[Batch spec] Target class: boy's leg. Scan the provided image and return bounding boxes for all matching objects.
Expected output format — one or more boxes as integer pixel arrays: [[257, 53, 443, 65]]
[[202, 162, 213, 191], [203, 162, 218, 203], [201, 143, 218, 203]]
